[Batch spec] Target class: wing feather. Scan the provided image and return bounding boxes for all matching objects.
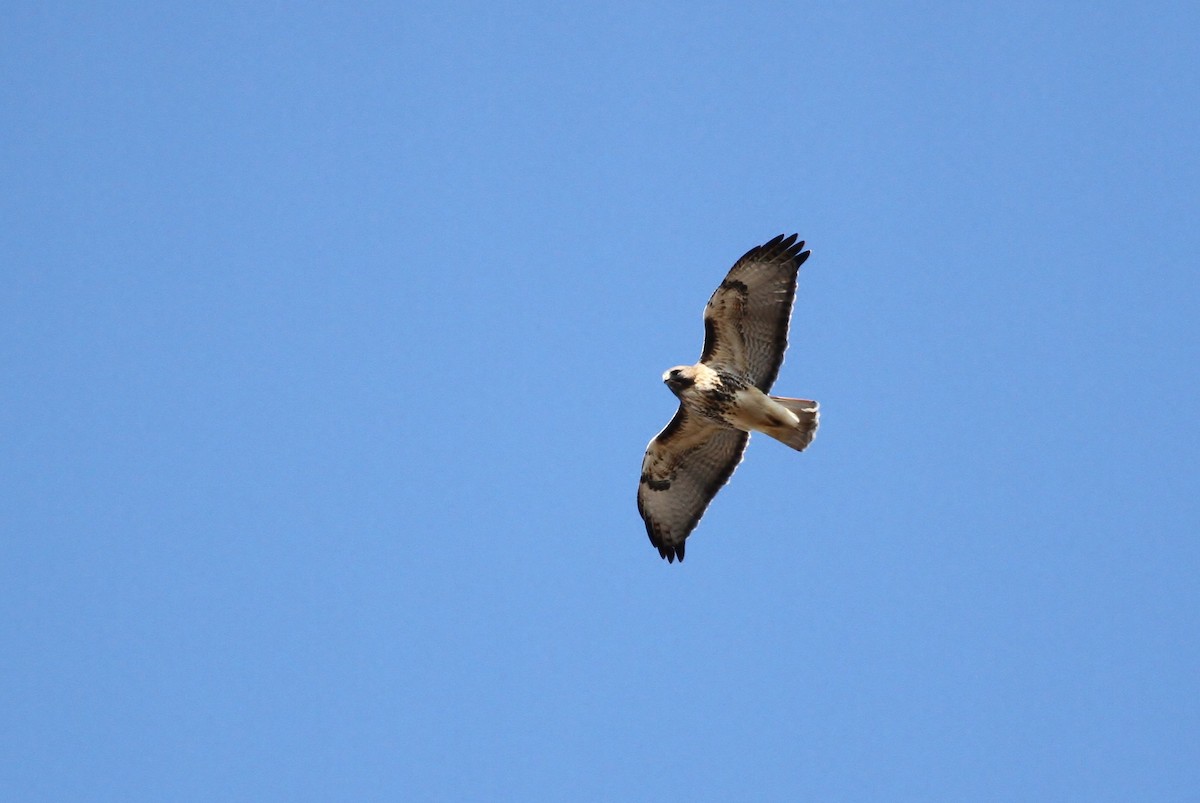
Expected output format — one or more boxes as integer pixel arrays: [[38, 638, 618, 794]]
[[637, 407, 750, 562], [699, 234, 810, 391]]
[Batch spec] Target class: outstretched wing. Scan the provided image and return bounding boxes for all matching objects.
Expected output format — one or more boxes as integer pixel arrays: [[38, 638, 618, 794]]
[[699, 234, 810, 391], [637, 407, 750, 563]]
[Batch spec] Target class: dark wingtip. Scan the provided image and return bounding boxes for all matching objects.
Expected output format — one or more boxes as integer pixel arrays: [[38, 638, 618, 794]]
[[740, 234, 809, 267], [655, 542, 686, 563]]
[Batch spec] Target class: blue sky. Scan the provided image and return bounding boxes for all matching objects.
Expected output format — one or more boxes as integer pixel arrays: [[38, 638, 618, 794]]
[[3, 2, 1198, 800]]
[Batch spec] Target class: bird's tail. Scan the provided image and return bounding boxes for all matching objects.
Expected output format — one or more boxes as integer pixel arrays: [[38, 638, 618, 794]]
[[763, 397, 819, 452]]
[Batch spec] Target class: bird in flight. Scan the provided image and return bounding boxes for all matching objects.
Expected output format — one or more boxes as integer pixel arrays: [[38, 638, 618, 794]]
[[637, 234, 819, 563]]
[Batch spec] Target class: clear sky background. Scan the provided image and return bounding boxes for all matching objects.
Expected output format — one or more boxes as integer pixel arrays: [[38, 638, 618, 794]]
[[3, 3, 1199, 800]]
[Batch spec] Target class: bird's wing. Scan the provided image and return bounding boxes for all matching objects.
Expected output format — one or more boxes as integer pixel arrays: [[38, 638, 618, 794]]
[[699, 234, 810, 391], [637, 407, 750, 563]]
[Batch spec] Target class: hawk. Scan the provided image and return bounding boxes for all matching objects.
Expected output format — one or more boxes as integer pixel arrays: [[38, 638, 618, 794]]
[[637, 234, 819, 562]]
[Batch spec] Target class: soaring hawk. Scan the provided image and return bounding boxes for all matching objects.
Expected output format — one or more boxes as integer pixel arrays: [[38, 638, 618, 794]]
[[637, 234, 819, 562]]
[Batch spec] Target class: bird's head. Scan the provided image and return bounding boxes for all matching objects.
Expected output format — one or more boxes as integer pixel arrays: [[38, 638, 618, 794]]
[[662, 365, 697, 396]]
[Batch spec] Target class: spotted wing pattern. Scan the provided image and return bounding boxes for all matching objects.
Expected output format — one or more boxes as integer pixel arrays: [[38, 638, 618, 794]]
[[699, 234, 810, 391], [637, 407, 750, 563]]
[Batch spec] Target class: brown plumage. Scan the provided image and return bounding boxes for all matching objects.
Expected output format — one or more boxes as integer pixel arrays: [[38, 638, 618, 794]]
[[637, 234, 819, 563]]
